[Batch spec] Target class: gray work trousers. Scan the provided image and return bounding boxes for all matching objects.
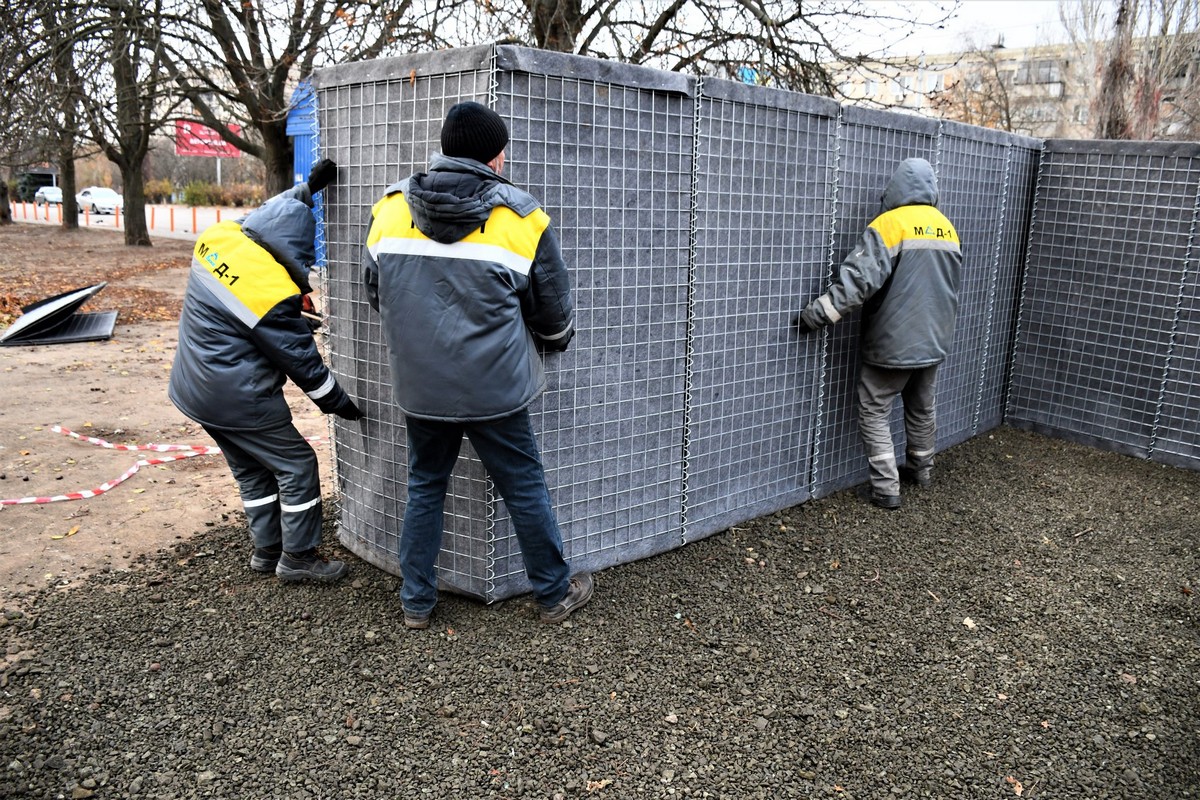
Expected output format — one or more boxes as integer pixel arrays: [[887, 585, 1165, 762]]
[[856, 363, 939, 498], [205, 424, 324, 554]]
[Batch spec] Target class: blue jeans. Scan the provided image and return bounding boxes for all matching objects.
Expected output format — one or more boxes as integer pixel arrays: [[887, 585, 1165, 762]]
[[400, 411, 570, 614]]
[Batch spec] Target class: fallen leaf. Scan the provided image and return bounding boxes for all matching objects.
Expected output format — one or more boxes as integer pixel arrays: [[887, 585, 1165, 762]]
[[963, 617, 977, 630], [133, 488, 146, 494], [1006, 775, 1024, 795], [585, 778, 613, 791], [1120, 672, 1137, 685], [1041, 720, 1050, 728], [66, 525, 79, 536], [830, 559, 841, 569]]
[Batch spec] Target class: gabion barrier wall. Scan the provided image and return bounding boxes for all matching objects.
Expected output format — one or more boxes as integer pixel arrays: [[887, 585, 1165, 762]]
[[1008, 140, 1200, 469], [312, 44, 1043, 601]]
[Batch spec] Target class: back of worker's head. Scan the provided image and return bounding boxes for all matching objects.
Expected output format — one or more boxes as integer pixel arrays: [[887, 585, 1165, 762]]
[[440, 101, 509, 165]]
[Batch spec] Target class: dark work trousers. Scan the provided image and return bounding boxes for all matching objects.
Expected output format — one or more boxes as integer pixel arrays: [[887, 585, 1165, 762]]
[[205, 424, 323, 554], [856, 363, 939, 498]]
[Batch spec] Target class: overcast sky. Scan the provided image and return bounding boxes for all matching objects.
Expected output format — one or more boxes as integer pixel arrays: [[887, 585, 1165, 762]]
[[868, 0, 1077, 56]]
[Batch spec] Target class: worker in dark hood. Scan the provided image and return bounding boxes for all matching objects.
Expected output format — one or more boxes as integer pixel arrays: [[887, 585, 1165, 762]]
[[362, 101, 592, 629], [169, 159, 363, 582], [797, 157, 962, 510]]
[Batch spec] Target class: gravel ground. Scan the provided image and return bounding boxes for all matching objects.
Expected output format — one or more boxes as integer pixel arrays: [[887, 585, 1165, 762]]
[[1, 426, 1197, 799]]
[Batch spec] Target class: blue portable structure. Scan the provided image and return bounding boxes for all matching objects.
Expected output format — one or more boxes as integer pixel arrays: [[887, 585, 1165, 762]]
[[287, 81, 327, 271]]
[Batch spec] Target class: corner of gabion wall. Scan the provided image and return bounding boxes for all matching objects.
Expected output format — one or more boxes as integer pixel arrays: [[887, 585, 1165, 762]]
[[311, 44, 1179, 603]]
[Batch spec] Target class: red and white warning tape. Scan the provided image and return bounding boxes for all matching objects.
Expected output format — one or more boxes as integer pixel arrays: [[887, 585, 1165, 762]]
[[1, 425, 326, 506]]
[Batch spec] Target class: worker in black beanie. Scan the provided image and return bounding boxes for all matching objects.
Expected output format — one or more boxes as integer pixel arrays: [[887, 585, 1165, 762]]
[[363, 101, 591, 630]]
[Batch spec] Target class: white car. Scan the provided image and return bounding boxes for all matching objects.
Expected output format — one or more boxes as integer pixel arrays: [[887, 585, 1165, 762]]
[[34, 186, 63, 206], [76, 186, 124, 215]]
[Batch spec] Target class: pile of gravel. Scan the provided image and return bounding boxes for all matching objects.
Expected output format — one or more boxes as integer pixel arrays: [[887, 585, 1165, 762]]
[[2, 427, 1197, 799]]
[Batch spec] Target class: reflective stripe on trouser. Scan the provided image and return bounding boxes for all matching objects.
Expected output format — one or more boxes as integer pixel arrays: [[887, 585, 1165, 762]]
[[856, 363, 939, 497], [204, 424, 324, 554]]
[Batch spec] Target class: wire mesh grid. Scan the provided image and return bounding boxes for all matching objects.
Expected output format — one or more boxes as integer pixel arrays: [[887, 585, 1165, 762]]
[[1008, 145, 1200, 458], [484, 67, 695, 597], [1143, 154, 1200, 467], [317, 62, 503, 598], [981, 144, 1039, 431], [935, 130, 1016, 449], [811, 114, 939, 498], [684, 83, 836, 540]]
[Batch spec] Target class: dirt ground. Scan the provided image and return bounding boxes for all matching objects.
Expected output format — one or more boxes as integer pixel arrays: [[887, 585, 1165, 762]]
[[0, 224, 332, 600]]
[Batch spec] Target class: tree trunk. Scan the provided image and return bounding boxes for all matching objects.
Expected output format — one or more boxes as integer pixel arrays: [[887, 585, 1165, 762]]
[[0, 182, 11, 225], [121, 166, 152, 247], [58, 143, 79, 231], [526, 0, 584, 52], [1094, 0, 1136, 139], [261, 118, 294, 197]]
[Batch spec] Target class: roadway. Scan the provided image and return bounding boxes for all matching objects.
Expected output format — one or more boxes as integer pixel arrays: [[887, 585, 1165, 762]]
[[7, 201, 255, 242]]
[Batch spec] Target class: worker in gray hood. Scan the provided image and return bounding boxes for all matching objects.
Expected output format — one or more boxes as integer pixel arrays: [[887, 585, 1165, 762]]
[[169, 159, 363, 582], [797, 157, 962, 510]]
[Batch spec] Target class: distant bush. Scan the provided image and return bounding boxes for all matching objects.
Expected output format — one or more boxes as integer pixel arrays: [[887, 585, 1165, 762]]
[[145, 178, 174, 204], [181, 180, 264, 207], [182, 181, 222, 207], [225, 182, 265, 208]]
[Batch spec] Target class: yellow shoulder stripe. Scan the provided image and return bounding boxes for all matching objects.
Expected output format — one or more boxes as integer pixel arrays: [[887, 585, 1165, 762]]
[[870, 205, 960, 249], [368, 193, 549, 270], [194, 221, 300, 322]]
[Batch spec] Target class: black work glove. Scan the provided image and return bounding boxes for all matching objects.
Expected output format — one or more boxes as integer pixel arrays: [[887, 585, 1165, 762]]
[[796, 305, 823, 332], [307, 159, 337, 194], [331, 394, 365, 421]]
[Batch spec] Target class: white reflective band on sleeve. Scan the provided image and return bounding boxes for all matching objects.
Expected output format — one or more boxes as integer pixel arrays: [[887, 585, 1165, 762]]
[[243, 494, 279, 509], [909, 448, 935, 458], [280, 496, 322, 513], [370, 237, 534, 276], [538, 321, 574, 341], [818, 295, 842, 324], [306, 373, 336, 400]]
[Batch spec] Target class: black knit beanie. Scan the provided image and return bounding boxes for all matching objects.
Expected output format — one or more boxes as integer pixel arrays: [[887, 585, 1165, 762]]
[[440, 101, 509, 164]]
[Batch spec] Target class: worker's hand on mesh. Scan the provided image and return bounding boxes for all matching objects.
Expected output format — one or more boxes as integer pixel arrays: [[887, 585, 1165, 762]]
[[796, 306, 823, 332], [332, 395, 365, 422], [307, 159, 337, 194]]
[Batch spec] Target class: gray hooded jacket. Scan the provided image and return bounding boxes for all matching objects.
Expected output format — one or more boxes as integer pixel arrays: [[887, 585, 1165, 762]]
[[169, 184, 356, 431], [362, 155, 574, 422], [802, 158, 962, 368]]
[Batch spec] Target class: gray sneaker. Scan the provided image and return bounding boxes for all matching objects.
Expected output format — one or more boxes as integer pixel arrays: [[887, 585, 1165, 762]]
[[249, 547, 281, 573], [539, 573, 594, 624], [403, 609, 431, 630], [275, 549, 348, 583]]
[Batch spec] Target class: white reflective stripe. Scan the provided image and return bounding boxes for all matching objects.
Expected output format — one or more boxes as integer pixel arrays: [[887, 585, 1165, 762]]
[[867, 452, 897, 464], [306, 373, 336, 400], [370, 237, 534, 276], [193, 262, 259, 329], [280, 496, 321, 513], [818, 295, 841, 324], [537, 322, 574, 341], [902, 238, 960, 252], [243, 494, 279, 509], [909, 447, 935, 457]]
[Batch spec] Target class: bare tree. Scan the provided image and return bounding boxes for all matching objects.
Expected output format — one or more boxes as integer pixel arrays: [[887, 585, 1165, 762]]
[[484, 0, 947, 96], [164, 0, 468, 195], [1084, 0, 1198, 139], [1095, 0, 1136, 138]]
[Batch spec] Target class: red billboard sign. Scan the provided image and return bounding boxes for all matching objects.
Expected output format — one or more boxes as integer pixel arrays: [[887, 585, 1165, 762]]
[[175, 120, 243, 158]]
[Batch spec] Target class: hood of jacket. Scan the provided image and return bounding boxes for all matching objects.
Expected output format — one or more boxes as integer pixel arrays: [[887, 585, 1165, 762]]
[[402, 154, 538, 244], [240, 184, 317, 293], [881, 157, 940, 212]]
